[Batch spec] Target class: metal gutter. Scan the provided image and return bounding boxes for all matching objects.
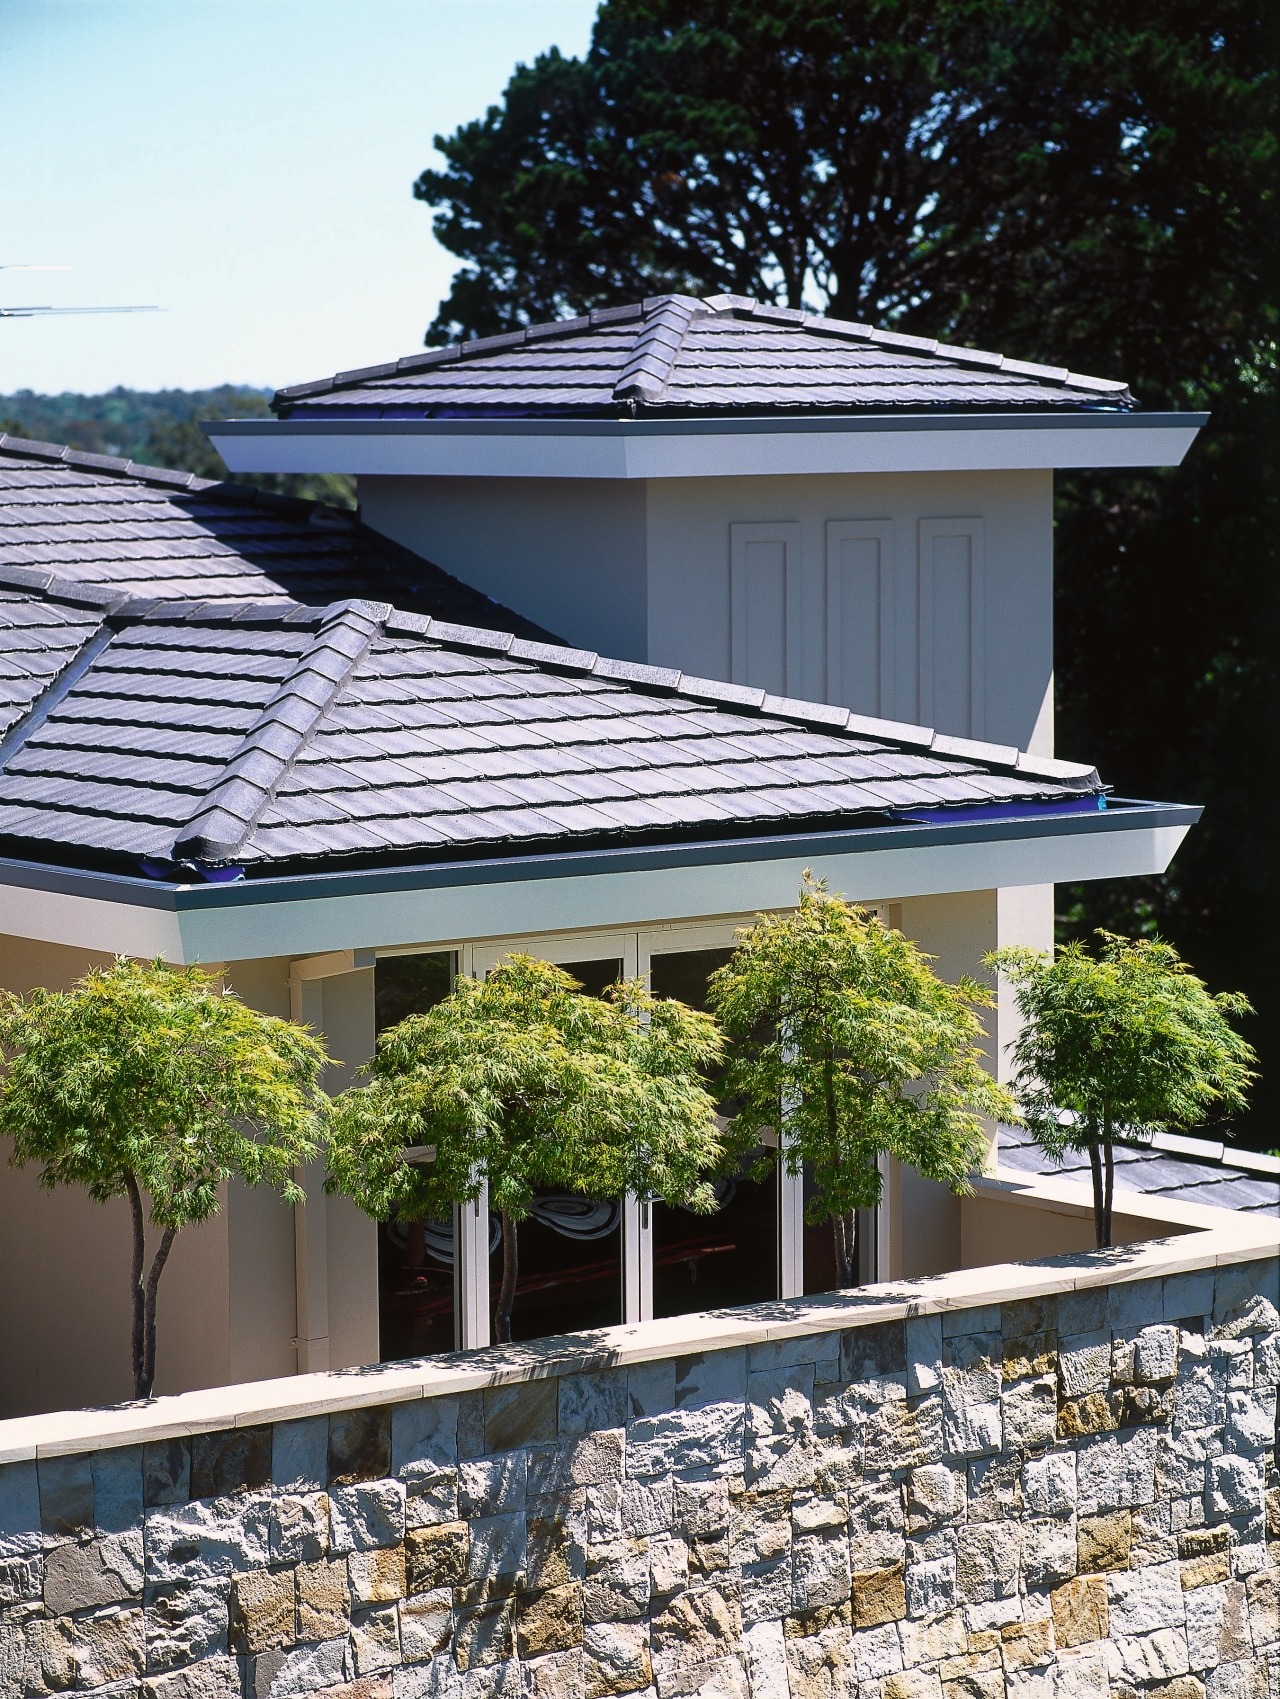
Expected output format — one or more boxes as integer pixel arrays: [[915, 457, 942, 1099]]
[[207, 412, 1207, 442], [0, 798, 1201, 914]]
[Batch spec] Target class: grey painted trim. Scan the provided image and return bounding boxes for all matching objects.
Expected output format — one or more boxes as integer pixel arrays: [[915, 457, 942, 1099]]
[[205, 413, 1207, 480]]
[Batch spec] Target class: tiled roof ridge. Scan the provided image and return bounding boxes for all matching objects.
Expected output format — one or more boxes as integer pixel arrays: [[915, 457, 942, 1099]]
[[172, 598, 391, 864], [0, 431, 357, 528], [612, 296, 701, 403], [1118, 1128, 1280, 1178], [272, 293, 1132, 408], [0, 569, 1101, 796]]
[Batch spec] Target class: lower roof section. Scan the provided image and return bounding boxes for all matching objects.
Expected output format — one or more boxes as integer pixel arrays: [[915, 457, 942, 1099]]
[[205, 411, 1207, 482], [0, 800, 1197, 964]]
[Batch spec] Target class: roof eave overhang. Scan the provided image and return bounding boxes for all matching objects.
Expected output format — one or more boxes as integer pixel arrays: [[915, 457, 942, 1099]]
[[0, 800, 1199, 965], [204, 412, 1207, 481]]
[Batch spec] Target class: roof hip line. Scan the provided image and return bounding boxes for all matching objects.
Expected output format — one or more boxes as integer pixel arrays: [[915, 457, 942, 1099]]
[[612, 296, 700, 404], [173, 598, 390, 865]]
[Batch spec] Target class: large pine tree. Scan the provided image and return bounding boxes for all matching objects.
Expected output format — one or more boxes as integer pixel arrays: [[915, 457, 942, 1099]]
[[416, 1, 1277, 1139]]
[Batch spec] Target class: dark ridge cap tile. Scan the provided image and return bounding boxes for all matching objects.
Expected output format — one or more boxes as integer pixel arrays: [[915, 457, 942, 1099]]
[[383, 611, 435, 639], [930, 733, 1020, 767], [508, 638, 598, 672], [334, 360, 401, 385], [525, 315, 591, 341], [275, 375, 337, 401], [677, 674, 768, 711], [591, 304, 644, 327], [758, 694, 852, 730], [591, 656, 682, 692], [396, 347, 460, 374], [461, 330, 528, 356], [802, 313, 879, 342], [425, 621, 515, 653]]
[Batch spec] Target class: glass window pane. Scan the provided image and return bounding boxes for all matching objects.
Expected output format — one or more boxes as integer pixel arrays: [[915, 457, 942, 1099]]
[[490, 1189, 623, 1342], [375, 952, 456, 1362], [649, 945, 780, 1317], [557, 957, 622, 998], [803, 1165, 860, 1294]]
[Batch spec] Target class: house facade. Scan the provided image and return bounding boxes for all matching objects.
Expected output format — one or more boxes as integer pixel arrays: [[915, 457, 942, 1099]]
[[0, 300, 1209, 1423]]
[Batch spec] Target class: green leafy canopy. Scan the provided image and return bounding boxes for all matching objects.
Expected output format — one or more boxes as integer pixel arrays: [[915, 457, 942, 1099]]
[[988, 932, 1257, 1157], [0, 957, 330, 1228], [708, 877, 1016, 1217], [326, 953, 725, 1224]]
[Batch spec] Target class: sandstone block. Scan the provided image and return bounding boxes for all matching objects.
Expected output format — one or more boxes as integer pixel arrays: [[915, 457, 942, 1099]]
[[1058, 1332, 1112, 1398], [1146, 1681, 1206, 1699], [330, 1483, 407, 1554], [299, 1556, 352, 1639], [230, 1565, 296, 1654], [1077, 1510, 1131, 1573], [866, 1398, 941, 1473], [329, 1407, 392, 1486], [649, 1531, 691, 1595], [942, 1398, 1001, 1459], [145, 1491, 275, 1582], [405, 1468, 459, 1530], [38, 1452, 94, 1535], [270, 1492, 330, 1566], [905, 1464, 965, 1529], [1000, 1614, 1053, 1670], [191, 1426, 273, 1500], [746, 1373, 815, 1492], [530, 1431, 624, 1496], [351, 1545, 407, 1604], [524, 1647, 586, 1699], [965, 1452, 1022, 1522], [143, 1439, 190, 1509], [650, 1583, 741, 1694], [1021, 1452, 1075, 1519], [146, 1576, 230, 1670], [627, 1405, 744, 1480], [1208, 1455, 1261, 1520], [1076, 1428, 1157, 1515], [0, 1555, 40, 1606], [526, 1513, 581, 1592], [1051, 1576, 1109, 1647], [44, 1530, 143, 1613], [783, 1622, 859, 1699], [1057, 1393, 1119, 1438], [517, 1582, 584, 1658], [66, 1605, 146, 1687], [905, 1554, 955, 1617], [741, 1554, 791, 1626], [955, 1523, 1019, 1605], [254, 1634, 349, 1696], [741, 1620, 789, 1699], [1246, 1565, 1280, 1648], [1021, 1516, 1077, 1589], [483, 1380, 557, 1454], [898, 1610, 967, 1667], [1184, 1579, 1250, 1667], [850, 1563, 904, 1627], [140, 1650, 241, 1697], [624, 1476, 673, 1538], [392, 1397, 459, 1482], [882, 1670, 944, 1699], [1002, 1377, 1058, 1451], [1111, 1623, 1193, 1685], [1107, 1559, 1185, 1636], [1135, 1326, 1180, 1384], [459, 1456, 526, 1520], [454, 1598, 515, 1670], [792, 1529, 852, 1613], [350, 1603, 401, 1675], [273, 1416, 329, 1494], [584, 1620, 652, 1697], [1179, 1527, 1231, 1590], [400, 1588, 452, 1664], [584, 1546, 649, 1622], [406, 1523, 468, 1593]]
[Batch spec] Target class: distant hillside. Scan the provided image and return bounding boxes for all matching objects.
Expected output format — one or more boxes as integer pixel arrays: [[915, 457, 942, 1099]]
[[0, 386, 354, 508]]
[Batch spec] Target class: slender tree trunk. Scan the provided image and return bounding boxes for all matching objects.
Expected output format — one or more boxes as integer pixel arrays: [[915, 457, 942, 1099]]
[[495, 1211, 518, 1345], [1102, 1119, 1115, 1251], [832, 1211, 855, 1288], [1087, 1141, 1107, 1249], [124, 1174, 147, 1398], [139, 1227, 177, 1398]]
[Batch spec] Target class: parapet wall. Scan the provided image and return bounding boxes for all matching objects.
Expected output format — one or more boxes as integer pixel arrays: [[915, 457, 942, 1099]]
[[0, 1216, 1277, 1699]]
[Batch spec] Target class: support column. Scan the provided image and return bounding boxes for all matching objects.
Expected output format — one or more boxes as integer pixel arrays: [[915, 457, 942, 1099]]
[[622, 1195, 653, 1324], [778, 1159, 804, 1299], [456, 1181, 491, 1350]]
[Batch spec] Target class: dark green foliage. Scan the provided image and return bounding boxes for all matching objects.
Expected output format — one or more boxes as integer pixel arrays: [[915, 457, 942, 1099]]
[[0, 385, 355, 508], [417, 1, 1277, 1138], [327, 954, 723, 1342], [989, 934, 1256, 1246], [0, 959, 330, 1396], [708, 878, 1015, 1281]]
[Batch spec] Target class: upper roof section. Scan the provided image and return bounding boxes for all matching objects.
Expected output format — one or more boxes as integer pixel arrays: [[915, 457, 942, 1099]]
[[274, 294, 1134, 421], [0, 435, 554, 639], [0, 575, 1105, 880]]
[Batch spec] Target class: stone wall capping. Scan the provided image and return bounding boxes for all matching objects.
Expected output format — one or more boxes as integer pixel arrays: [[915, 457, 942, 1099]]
[[2, 1170, 1274, 1467]]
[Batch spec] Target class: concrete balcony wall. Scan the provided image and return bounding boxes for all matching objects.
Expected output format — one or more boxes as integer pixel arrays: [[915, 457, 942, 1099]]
[[1, 1196, 1275, 1699]]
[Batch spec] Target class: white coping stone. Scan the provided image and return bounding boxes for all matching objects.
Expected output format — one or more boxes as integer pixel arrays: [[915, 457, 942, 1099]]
[[0, 1173, 1275, 1467]]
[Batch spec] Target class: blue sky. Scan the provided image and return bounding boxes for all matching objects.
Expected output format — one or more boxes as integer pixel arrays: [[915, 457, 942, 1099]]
[[0, 0, 599, 395]]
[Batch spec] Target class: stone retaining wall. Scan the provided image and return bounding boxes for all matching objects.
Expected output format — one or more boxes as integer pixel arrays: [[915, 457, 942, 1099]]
[[1, 1256, 1278, 1699]]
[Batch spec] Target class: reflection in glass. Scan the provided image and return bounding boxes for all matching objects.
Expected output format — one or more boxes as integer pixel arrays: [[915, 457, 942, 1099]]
[[490, 1186, 623, 1342], [375, 952, 457, 1361], [648, 945, 780, 1317], [487, 957, 625, 1343]]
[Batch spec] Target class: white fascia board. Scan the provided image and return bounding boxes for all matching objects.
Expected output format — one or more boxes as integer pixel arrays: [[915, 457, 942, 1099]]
[[204, 413, 1206, 481], [0, 810, 1192, 966]]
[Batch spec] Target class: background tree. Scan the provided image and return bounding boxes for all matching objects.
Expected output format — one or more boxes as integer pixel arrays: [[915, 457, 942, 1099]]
[[0, 959, 329, 1398], [415, 0, 1277, 1140], [327, 954, 723, 1344], [707, 878, 1016, 1285], [988, 933, 1256, 1248]]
